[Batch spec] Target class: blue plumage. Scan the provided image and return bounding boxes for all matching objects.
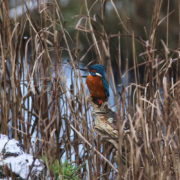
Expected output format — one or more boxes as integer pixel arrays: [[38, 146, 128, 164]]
[[102, 78, 109, 97], [89, 64, 106, 78]]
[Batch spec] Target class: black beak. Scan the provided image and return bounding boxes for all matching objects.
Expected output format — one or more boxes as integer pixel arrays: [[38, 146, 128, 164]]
[[76, 60, 95, 72], [75, 64, 89, 71], [81, 75, 88, 78], [77, 67, 88, 72], [75, 66, 88, 78]]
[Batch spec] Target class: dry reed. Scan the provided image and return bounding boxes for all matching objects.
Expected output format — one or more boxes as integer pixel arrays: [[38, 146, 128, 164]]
[[0, 0, 180, 179]]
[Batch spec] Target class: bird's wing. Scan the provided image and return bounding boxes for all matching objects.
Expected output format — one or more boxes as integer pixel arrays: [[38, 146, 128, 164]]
[[102, 78, 109, 97]]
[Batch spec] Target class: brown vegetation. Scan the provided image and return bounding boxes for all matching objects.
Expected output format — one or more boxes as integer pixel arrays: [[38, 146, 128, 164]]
[[0, 0, 180, 179]]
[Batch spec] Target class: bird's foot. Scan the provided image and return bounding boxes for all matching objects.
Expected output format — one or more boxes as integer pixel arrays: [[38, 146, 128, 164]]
[[91, 97, 103, 106], [98, 99, 103, 105]]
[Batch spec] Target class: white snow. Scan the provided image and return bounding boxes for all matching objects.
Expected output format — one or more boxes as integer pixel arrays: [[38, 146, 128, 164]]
[[0, 134, 45, 179], [2, 154, 44, 179], [0, 134, 9, 152], [2, 139, 24, 156]]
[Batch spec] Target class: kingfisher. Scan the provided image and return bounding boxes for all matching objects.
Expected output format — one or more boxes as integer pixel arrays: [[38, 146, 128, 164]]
[[86, 64, 109, 105]]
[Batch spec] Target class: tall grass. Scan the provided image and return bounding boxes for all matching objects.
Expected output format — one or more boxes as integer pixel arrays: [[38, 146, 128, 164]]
[[0, 0, 180, 179]]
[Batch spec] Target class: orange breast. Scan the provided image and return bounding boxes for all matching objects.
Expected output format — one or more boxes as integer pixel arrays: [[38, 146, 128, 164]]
[[86, 74, 106, 100]]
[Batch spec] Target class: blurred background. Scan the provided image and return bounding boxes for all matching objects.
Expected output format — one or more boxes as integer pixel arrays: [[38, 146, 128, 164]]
[[0, 0, 180, 179], [8, 0, 180, 84], [8, 0, 180, 60]]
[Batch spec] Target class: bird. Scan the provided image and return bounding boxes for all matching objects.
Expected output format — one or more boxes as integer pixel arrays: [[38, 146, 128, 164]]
[[86, 64, 109, 105]]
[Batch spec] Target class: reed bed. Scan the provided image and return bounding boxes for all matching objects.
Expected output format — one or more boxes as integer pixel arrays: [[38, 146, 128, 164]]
[[0, 0, 180, 179]]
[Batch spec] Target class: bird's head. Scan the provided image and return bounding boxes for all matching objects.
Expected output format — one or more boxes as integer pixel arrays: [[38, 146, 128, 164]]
[[88, 64, 106, 78]]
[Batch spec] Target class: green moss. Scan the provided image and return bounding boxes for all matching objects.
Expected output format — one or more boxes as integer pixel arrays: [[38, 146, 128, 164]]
[[42, 156, 83, 179]]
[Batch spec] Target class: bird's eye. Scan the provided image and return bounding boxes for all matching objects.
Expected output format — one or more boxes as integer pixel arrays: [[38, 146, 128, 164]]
[[91, 70, 96, 73]]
